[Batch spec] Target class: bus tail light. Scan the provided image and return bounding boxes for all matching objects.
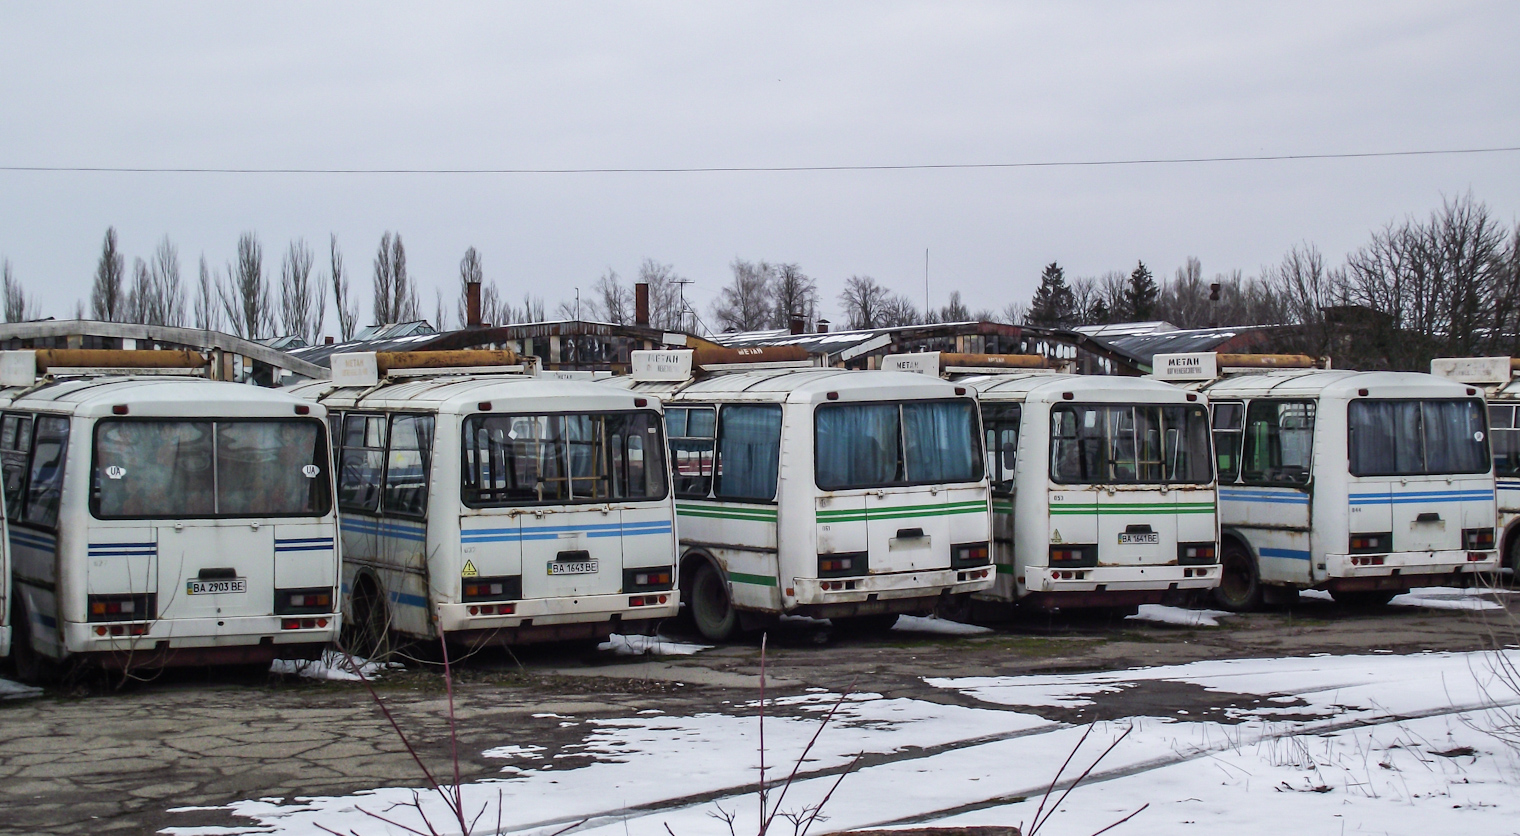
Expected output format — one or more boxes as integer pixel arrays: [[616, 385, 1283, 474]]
[[1048, 545, 1096, 568], [952, 543, 991, 569], [275, 587, 335, 615], [87, 593, 156, 623], [1349, 533, 1391, 554], [281, 618, 331, 630], [1463, 528, 1496, 550], [629, 594, 670, 607], [623, 567, 675, 593], [818, 552, 868, 577], [462, 575, 523, 602], [1178, 543, 1217, 565], [468, 603, 517, 616]]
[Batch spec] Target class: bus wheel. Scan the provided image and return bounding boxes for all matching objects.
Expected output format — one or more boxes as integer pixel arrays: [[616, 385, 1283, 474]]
[[348, 578, 391, 661], [1330, 590, 1397, 608], [1213, 541, 1262, 612], [1506, 536, 1520, 585], [689, 563, 737, 643]]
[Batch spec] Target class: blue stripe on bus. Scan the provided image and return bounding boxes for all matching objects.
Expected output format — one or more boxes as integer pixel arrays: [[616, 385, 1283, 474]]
[[339, 517, 427, 542], [275, 544, 335, 553], [276, 537, 336, 545], [388, 590, 428, 608], [1259, 547, 1312, 561], [11, 533, 57, 551], [88, 548, 160, 557], [1348, 490, 1494, 504], [1219, 490, 1309, 504], [1499, 481, 1520, 491]]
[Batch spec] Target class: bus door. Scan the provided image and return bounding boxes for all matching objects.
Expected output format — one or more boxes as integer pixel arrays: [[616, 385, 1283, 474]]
[[983, 403, 1020, 594], [1229, 399, 1315, 583], [1047, 406, 1102, 570]]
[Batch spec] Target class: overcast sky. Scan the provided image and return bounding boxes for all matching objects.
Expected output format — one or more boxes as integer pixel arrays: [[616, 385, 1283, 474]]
[[1, 1, 1516, 334]]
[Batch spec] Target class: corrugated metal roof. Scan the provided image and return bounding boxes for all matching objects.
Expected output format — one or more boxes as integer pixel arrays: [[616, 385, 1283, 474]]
[[1090, 326, 1266, 366]]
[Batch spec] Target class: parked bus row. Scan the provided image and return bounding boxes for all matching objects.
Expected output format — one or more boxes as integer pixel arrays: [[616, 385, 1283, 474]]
[[0, 345, 1504, 682]]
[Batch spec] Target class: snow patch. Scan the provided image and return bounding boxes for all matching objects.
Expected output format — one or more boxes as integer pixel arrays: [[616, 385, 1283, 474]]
[[0, 677, 42, 700], [268, 650, 397, 682], [1125, 604, 1234, 627], [892, 614, 994, 636], [598, 634, 712, 656]]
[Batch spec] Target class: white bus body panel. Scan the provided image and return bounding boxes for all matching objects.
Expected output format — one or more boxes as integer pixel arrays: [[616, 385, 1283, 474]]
[[964, 373, 1220, 607]]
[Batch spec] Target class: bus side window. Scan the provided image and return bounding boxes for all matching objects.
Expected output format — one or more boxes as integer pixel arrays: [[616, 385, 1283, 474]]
[[1211, 402, 1245, 483], [1241, 400, 1315, 486], [383, 414, 434, 518], [667, 406, 716, 498], [338, 413, 386, 513], [1490, 405, 1520, 477], [983, 404, 1020, 495], [23, 415, 69, 529], [715, 404, 782, 501], [1, 412, 32, 521]]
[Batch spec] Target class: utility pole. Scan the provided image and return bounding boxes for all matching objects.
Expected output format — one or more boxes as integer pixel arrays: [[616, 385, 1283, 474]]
[[674, 277, 696, 333], [924, 248, 930, 319]]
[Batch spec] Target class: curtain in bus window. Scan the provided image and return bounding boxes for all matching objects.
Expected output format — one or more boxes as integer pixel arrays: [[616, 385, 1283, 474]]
[[815, 404, 899, 490], [1, 413, 32, 521], [608, 412, 668, 500], [1489, 405, 1520, 476], [903, 400, 980, 483], [1242, 400, 1314, 485], [216, 421, 326, 516], [1422, 400, 1489, 474], [716, 404, 782, 500], [384, 414, 434, 517], [1163, 406, 1214, 483], [667, 407, 716, 498], [1348, 400, 1422, 475], [23, 416, 69, 528], [92, 421, 215, 518]]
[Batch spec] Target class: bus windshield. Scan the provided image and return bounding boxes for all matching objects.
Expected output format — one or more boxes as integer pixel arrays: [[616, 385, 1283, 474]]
[[1050, 404, 1213, 485], [92, 419, 331, 519], [814, 399, 982, 490], [1348, 399, 1489, 477], [461, 411, 668, 506]]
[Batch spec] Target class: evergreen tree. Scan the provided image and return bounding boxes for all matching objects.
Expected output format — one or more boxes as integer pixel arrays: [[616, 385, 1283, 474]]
[[1125, 260, 1158, 321], [1027, 262, 1075, 327]]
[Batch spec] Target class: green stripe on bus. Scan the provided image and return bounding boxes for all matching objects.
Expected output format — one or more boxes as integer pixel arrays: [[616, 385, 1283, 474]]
[[1049, 503, 1215, 515], [676, 504, 778, 522], [728, 571, 778, 587], [816, 500, 986, 522]]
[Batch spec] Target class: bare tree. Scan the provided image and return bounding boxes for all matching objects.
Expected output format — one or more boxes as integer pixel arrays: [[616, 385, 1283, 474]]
[[194, 255, 221, 331], [2, 260, 39, 323], [839, 275, 891, 330], [1261, 243, 1339, 359], [330, 235, 357, 341], [150, 236, 186, 327], [711, 259, 775, 332], [638, 259, 687, 331], [593, 269, 633, 324], [998, 300, 1028, 325], [454, 246, 486, 328], [125, 258, 153, 324], [279, 239, 324, 343], [372, 232, 419, 324], [769, 263, 819, 329], [433, 288, 448, 332], [879, 294, 922, 327], [90, 226, 125, 322], [220, 232, 272, 339]]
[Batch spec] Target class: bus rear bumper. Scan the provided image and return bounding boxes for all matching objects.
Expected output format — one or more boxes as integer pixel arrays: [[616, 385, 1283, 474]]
[[62, 615, 337, 669], [789, 566, 994, 617], [1015, 568, 1216, 604], [437, 592, 679, 647], [1323, 550, 1498, 592]]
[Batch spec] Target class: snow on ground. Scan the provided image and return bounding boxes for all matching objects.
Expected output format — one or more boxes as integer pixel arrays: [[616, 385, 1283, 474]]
[[1126, 604, 1235, 627], [0, 677, 41, 700], [893, 614, 995, 636], [268, 650, 398, 682], [1392, 586, 1508, 611], [597, 633, 712, 656], [164, 650, 1520, 836]]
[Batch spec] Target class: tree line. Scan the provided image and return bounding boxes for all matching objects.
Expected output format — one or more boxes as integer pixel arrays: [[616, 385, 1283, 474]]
[[0, 192, 1514, 371]]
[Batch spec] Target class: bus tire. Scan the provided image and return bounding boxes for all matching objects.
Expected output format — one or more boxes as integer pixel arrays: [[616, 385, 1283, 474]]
[[1506, 535, 1520, 585], [1331, 590, 1397, 608], [689, 563, 737, 643], [348, 577, 391, 661], [1213, 540, 1263, 612]]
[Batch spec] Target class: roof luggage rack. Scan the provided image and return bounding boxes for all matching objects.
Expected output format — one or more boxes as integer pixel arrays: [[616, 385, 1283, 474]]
[[0, 349, 211, 386], [330, 349, 533, 386]]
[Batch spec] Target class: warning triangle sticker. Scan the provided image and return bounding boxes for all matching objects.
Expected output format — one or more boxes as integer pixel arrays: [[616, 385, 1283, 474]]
[[1050, 529, 1063, 544], [461, 560, 479, 578]]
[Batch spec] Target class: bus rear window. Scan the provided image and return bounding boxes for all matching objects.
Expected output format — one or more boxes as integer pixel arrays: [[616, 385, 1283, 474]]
[[1348, 399, 1489, 477], [1050, 404, 1212, 485], [814, 399, 982, 490], [92, 419, 331, 519], [461, 411, 668, 506]]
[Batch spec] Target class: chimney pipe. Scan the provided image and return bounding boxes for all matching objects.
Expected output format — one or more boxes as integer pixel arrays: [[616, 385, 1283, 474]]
[[635, 281, 650, 327], [324, 336, 334, 345], [816, 319, 830, 334], [466, 281, 482, 328], [789, 313, 805, 335]]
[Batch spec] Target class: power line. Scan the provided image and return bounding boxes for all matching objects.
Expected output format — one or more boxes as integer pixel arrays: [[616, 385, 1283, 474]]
[[0, 145, 1517, 176]]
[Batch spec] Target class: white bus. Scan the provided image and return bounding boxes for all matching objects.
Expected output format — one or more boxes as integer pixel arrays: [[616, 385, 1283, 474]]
[[611, 351, 994, 641], [1, 350, 341, 680], [286, 351, 678, 652], [1162, 352, 1499, 609], [1431, 356, 1520, 579], [956, 371, 1220, 611]]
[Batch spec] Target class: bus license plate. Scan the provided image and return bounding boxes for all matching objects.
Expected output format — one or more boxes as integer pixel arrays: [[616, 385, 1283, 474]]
[[548, 560, 598, 576], [186, 578, 247, 595], [1118, 533, 1159, 545]]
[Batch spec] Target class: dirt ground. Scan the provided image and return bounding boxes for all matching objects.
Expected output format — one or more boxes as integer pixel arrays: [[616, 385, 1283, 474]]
[[1, 593, 1515, 835]]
